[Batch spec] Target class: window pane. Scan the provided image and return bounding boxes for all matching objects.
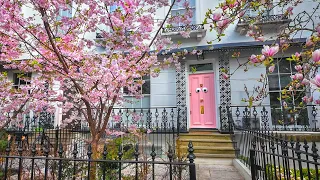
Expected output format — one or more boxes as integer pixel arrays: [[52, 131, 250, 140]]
[[278, 59, 291, 73], [269, 92, 281, 106], [173, 0, 195, 9], [189, 63, 213, 72], [280, 74, 291, 89], [294, 91, 305, 106], [268, 75, 280, 91], [171, 9, 196, 25], [142, 80, 150, 94], [296, 108, 309, 125]]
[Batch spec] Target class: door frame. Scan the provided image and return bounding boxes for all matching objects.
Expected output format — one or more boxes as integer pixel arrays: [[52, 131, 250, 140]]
[[185, 59, 220, 130]]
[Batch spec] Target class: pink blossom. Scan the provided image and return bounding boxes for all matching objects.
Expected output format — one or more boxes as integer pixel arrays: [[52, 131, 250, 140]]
[[294, 65, 302, 71], [268, 65, 275, 73], [316, 24, 320, 34], [295, 52, 301, 58], [301, 78, 310, 85], [306, 37, 314, 47], [222, 72, 229, 79], [261, 45, 279, 57], [249, 54, 259, 63], [112, 115, 121, 122], [302, 96, 309, 103], [295, 73, 303, 80], [212, 12, 222, 21], [312, 49, 320, 62], [286, 7, 293, 15], [311, 74, 320, 87], [180, 31, 190, 38], [256, 36, 265, 42], [315, 99, 320, 105], [147, 129, 152, 134]]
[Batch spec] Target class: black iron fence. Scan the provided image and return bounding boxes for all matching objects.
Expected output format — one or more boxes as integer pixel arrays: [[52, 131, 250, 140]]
[[0, 139, 197, 180], [2, 107, 187, 157], [219, 105, 320, 133], [232, 129, 320, 180]]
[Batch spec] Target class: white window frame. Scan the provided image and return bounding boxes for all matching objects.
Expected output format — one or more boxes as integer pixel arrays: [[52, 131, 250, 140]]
[[122, 76, 150, 108], [268, 58, 309, 127], [12, 72, 32, 89]]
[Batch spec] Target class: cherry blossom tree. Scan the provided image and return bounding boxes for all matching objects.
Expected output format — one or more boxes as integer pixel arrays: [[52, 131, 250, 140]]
[[0, 0, 194, 164], [205, 0, 320, 108]]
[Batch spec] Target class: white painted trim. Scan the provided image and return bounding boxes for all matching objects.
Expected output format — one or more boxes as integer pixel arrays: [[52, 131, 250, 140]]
[[233, 159, 251, 180], [185, 58, 220, 130]]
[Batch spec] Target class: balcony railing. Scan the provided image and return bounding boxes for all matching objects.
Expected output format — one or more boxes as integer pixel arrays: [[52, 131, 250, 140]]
[[162, 24, 204, 34], [238, 14, 290, 25]]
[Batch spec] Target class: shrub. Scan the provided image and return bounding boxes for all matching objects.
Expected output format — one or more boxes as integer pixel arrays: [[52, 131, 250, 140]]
[[266, 164, 320, 180]]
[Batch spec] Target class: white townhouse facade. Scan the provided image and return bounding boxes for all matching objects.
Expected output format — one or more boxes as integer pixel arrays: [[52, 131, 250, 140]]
[[2, 0, 320, 132]]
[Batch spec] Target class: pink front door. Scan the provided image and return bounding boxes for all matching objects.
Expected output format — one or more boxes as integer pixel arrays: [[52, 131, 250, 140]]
[[189, 73, 216, 128]]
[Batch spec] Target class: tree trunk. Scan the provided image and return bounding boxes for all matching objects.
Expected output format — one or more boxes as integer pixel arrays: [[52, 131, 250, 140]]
[[89, 136, 100, 180]]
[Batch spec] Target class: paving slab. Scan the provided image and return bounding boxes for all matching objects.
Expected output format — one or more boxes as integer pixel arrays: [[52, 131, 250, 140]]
[[196, 164, 245, 180]]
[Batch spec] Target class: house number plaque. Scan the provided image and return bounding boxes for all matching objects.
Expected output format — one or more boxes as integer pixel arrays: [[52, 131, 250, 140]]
[[200, 106, 204, 114]]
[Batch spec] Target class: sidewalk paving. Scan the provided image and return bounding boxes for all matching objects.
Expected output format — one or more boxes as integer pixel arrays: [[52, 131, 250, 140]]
[[196, 164, 244, 180]]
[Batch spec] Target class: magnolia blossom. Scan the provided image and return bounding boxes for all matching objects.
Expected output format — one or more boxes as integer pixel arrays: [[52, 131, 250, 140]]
[[268, 65, 275, 73], [294, 65, 302, 71], [222, 72, 229, 79], [212, 12, 222, 21], [310, 74, 320, 87], [306, 37, 314, 47], [301, 78, 310, 85], [262, 45, 279, 57], [286, 7, 293, 15], [312, 49, 320, 62]]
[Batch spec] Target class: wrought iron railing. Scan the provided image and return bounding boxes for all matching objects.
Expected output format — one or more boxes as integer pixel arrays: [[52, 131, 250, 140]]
[[2, 107, 186, 157], [0, 139, 197, 180], [162, 24, 204, 34], [238, 14, 289, 24], [234, 129, 320, 180], [219, 105, 320, 133]]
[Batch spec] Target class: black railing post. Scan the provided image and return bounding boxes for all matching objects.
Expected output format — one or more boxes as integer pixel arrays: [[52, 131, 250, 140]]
[[295, 139, 304, 180], [30, 143, 36, 180], [150, 144, 156, 180], [72, 143, 78, 180], [58, 143, 64, 180], [187, 141, 196, 180], [250, 149, 256, 180], [44, 143, 50, 180], [17, 141, 23, 180], [87, 144, 92, 180], [4, 137, 11, 180], [118, 144, 123, 180], [312, 142, 319, 180], [134, 143, 139, 180], [102, 144, 108, 180], [168, 145, 173, 180]]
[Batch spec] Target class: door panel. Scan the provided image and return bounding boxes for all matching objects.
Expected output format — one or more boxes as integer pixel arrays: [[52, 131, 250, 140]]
[[189, 73, 216, 128]]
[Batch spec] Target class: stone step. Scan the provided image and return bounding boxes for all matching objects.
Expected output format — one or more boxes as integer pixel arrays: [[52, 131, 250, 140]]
[[180, 146, 235, 154], [194, 153, 235, 159], [178, 139, 233, 147], [179, 133, 231, 140]]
